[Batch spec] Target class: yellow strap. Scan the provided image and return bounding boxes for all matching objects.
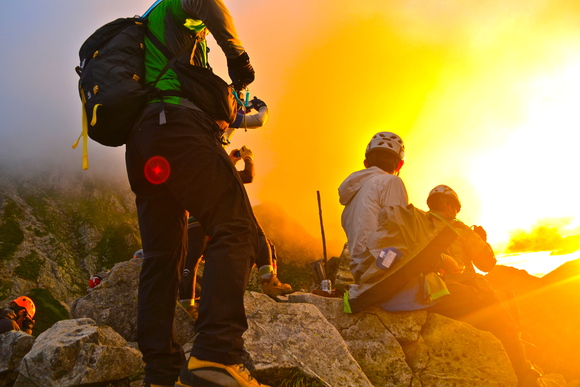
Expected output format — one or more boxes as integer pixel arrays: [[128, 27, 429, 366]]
[[72, 132, 82, 149], [73, 88, 90, 170], [90, 104, 101, 127]]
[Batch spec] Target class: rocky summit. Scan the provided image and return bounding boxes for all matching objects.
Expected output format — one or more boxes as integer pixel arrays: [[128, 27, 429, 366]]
[[1, 170, 580, 386], [0, 254, 575, 387]]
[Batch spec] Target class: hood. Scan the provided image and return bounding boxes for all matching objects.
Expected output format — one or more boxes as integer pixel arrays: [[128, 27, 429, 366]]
[[338, 167, 387, 205]]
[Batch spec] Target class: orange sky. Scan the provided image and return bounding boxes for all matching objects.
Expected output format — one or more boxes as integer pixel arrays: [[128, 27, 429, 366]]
[[1, 1, 579, 276], [205, 0, 580, 262]]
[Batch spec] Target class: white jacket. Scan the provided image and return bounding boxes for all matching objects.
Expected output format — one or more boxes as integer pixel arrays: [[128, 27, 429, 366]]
[[338, 166, 408, 282]]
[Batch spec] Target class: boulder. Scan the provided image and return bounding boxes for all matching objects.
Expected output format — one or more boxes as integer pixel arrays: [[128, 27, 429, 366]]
[[403, 313, 518, 386], [70, 258, 194, 345], [0, 331, 35, 387], [289, 292, 415, 386], [15, 318, 142, 387], [242, 292, 373, 387], [289, 292, 518, 387]]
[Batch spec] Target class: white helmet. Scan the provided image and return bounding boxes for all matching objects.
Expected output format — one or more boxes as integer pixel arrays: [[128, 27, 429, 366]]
[[365, 132, 405, 160], [133, 249, 144, 259], [427, 185, 461, 210]]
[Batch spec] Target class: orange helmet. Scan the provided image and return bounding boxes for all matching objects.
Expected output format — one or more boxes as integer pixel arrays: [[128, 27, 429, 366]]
[[11, 296, 36, 319]]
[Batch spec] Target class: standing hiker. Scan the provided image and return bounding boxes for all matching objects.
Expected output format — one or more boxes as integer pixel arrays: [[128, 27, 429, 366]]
[[124, 0, 268, 386]]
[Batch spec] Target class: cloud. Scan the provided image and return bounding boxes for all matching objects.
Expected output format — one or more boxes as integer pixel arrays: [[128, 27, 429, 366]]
[[506, 219, 580, 255]]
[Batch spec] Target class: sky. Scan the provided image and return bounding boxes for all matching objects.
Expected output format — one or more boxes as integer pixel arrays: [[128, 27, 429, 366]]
[[2, 0, 580, 276]]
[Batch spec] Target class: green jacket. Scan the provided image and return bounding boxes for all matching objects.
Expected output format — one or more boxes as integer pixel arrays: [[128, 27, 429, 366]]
[[145, 0, 245, 105]]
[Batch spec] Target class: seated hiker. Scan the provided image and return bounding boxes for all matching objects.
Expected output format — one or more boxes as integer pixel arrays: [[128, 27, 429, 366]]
[[0, 296, 35, 335], [88, 269, 111, 292], [425, 185, 541, 386], [338, 131, 408, 283], [132, 249, 144, 259]]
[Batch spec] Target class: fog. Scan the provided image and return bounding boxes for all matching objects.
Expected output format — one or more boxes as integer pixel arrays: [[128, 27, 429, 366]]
[[2, 0, 580, 263]]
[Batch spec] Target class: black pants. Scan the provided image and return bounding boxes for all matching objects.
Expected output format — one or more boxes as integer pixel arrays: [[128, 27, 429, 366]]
[[428, 279, 530, 382], [126, 104, 258, 385], [179, 219, 275, 302], [179, 223, 208, 305]]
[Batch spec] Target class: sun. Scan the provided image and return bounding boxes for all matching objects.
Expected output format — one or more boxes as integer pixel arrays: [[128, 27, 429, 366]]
[[469, 60, 580, 247]]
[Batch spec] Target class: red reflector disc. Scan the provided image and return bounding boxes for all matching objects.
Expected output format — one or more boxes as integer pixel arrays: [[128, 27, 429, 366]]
[[144, 156, 170, 184]]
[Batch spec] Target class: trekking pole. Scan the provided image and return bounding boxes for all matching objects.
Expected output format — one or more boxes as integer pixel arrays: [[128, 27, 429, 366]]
[[317, 191, 332, 293]]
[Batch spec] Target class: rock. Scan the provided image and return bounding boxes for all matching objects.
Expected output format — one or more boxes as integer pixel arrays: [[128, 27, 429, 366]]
[[15, 318, 142, 387], [242, 292, 373, 387], [289, 292, 415, 386], [70, 258, 195, 345], [403, 313, 518, 386], [0, 331, 35, 387], [288, 292, 518, 387]]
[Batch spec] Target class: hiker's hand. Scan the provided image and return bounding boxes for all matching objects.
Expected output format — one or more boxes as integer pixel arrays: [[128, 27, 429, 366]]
[[472, 225, 487, 242], [229, 149, 241, 164], [22, 317, 34, 335], [251, 97, 266, 110], [441, 254, 464, 274], [240, 145, 253, 160], [228, 52, 254, 91]]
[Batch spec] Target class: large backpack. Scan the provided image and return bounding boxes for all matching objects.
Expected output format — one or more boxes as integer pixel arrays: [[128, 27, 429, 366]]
[[74, 2, 165, 154], [76, 17, 148, 149], [73, 1, 178, 171], [73, 1, 237, 170], [345, 204, 459, 313]]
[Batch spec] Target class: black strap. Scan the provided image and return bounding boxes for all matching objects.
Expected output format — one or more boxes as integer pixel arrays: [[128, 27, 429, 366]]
[[145, 27, 196, 89]]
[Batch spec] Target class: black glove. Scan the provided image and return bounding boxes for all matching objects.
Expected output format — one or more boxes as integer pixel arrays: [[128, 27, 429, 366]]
[[472, 225, 487, 242], [227, 52, 254, 91], [251, 96, 266, 110]]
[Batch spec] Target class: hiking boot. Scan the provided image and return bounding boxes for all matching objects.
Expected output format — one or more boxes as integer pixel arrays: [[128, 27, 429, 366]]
[[261, 275, 293, 298], [175, 356, 270, 387]]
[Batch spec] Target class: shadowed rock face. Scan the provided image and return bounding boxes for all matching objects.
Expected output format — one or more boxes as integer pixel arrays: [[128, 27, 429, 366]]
[[0, 331, 35, 386], [70, 258, 195, 346]]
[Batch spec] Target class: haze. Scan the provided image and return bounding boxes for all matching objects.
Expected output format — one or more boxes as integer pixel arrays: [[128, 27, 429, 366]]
[[1, 0, 579, 273]]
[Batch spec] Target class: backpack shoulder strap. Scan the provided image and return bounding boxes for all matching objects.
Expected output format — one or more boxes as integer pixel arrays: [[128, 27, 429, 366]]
[[145, 27, 196, 94], [140, 0, 164, 21]]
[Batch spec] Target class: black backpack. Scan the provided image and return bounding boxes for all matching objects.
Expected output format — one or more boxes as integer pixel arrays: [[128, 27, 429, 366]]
[[74, 1, 238, 168], [75, 2, 163, 149], [76, 18, 147, 148]]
